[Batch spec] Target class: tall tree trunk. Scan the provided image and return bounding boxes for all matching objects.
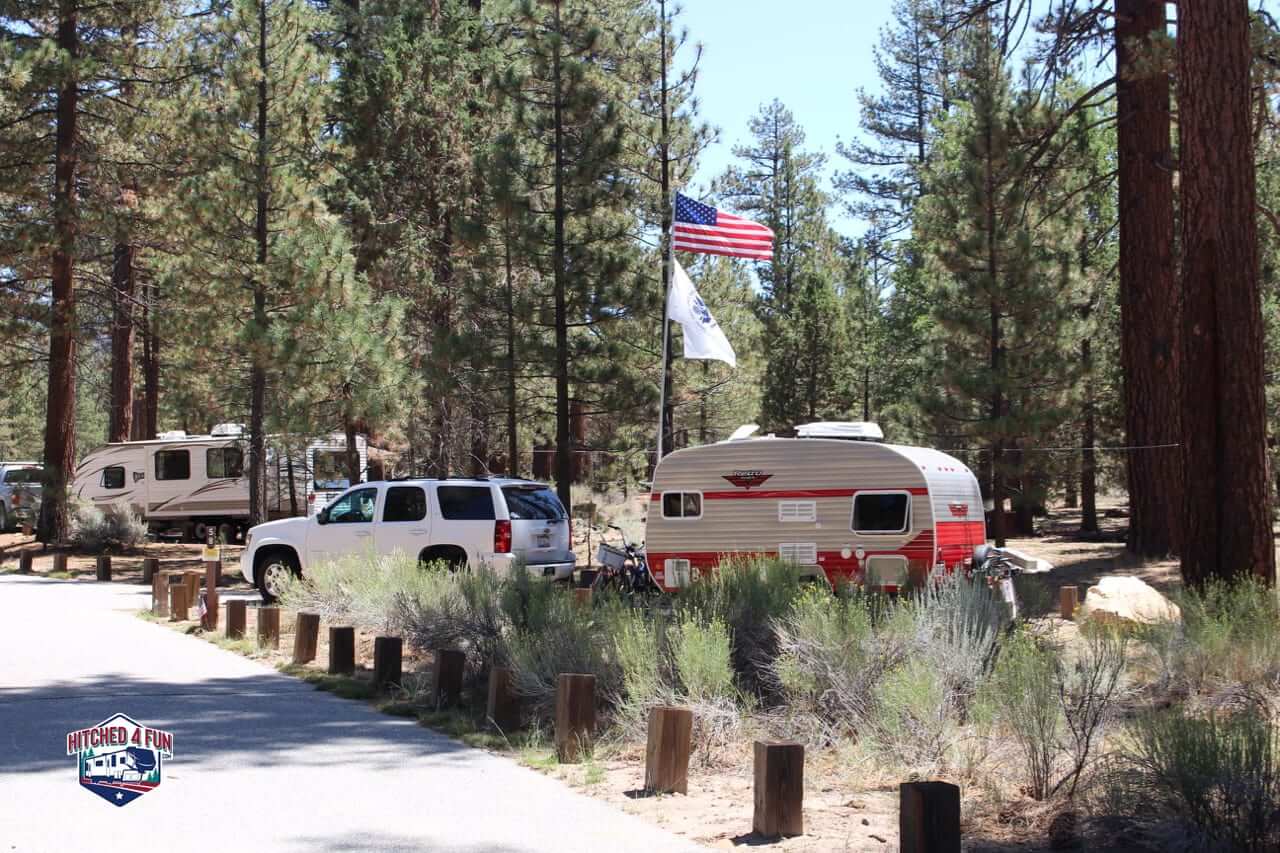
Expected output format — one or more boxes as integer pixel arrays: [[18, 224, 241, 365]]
[[248, 0, 270, 527], [658, 0, 675, 460], [551, 0, 572, 509], [344, 413, 360, 485], [108, 242, 135, 442], [1081, 336, 1099, 533], [1178, 0, 1276, 586], [38, 0, 79, 545], [141, 285, 159, 439], [1115, 0, 1182, 556], [285, 453, 298, 516], [504, 221, 519, 477]]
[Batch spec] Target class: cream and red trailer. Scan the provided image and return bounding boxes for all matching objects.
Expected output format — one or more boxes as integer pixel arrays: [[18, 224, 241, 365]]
[[643, 424, 986, 591]]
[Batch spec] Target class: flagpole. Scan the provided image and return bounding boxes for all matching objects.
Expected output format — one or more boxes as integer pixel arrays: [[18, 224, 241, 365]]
[[656, 0, 673, 465]]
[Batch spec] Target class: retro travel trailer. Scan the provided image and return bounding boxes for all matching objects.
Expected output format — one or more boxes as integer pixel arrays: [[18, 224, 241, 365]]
[[644, 422, 986, 592], [72, 426, 367, 541]]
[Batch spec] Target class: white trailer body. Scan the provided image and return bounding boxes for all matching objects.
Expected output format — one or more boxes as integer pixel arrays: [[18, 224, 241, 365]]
[[72, 429, 367, 538], [644, 424, 986, 592]]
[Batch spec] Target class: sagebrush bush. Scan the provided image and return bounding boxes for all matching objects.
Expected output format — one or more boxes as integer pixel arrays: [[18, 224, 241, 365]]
[[984, 628, 1061, 799], [1106, 706, 1280, 852], [69, 503, 147, 553], [672, 615, 735, 703], [676, 556, 805, 693]]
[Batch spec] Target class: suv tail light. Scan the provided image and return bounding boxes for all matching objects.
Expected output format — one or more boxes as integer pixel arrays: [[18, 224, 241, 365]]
[[494, 519, 512, 554]]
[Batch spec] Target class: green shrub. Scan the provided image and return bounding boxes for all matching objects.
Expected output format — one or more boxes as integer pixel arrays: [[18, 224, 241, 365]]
[[69, 503, 147, 553], [395, 564, 507, 673], [1108, 706, 1280, 852], [984, 629, 1061, 800], [1161, 578, 1280, 695], [676, 556, 805, 693], [868, 657, 956, 771], [673, 615, 735, 703]]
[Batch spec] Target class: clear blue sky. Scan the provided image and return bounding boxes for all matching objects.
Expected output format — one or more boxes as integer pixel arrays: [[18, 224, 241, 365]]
[[677, 0, 898, 235]]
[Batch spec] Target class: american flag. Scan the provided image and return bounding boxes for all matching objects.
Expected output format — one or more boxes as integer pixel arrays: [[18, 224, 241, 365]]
[[673, 192, 774, 260]]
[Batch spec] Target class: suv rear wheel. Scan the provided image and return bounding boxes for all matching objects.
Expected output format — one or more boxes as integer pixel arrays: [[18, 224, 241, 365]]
[[256, 548, 301, 603], [418, 546, 467, 572]]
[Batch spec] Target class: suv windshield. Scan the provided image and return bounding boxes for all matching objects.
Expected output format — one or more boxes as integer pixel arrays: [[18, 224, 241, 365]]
[[502, 486, 565, 520]]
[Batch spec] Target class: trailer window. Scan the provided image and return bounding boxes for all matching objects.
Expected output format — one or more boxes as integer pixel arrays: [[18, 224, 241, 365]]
[[206, 447, 243, 479], [313, 450, 350, 490], [101, 467, 125, 490], [155, 450, 190, 481], [661, 492, 702, 519], [437, 486, 495, 521], [852, 492, 910, 534], [383, 486, 427, 522]]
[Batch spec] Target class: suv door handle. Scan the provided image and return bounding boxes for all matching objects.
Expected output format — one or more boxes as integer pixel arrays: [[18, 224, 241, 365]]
[[355, 531, 372, 538], [410, 528, 428, 535]]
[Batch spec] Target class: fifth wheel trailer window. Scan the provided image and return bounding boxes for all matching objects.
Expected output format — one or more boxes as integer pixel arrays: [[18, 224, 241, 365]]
[[155, 450, 190, 481], [101, 466, 125, 489], [852, 492, 910, 534], [313, 450, 349, 491], [206, 447, 244, 478]]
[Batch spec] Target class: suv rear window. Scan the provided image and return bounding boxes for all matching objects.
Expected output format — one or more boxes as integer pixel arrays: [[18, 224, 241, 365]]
[[437, 486, 495, 520], [501, 486, 565, 520], [3, 468, 39, 484]]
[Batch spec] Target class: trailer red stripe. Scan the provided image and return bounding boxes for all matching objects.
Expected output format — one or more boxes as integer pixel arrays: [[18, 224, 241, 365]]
[[650, 487, 930, 501]]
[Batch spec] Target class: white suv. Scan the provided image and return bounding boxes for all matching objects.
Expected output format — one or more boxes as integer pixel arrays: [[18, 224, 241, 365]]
[[241, 477, 575, 600]]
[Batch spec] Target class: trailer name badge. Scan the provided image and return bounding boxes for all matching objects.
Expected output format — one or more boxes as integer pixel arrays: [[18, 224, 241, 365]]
[[948, 502, 969, 518], [723, 470, 773, 490], [67, 713, 173, 807]]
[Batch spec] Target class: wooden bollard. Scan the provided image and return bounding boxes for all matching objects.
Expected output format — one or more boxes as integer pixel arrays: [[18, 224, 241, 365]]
[[142, 557, 159, 585], [20, 521, 32, 536], [184, 570, 201, 605], [257, 606, 280, 649], [293, 612, 320, 664], [226, 599, 246, 639], [487, 666, 522, 731], [573, 587, 592, 607], [645, 706, 693, 794], [328, 626, 356, 675], [433, 649, 466, 706], [52, 553, 67, 574], [153, 572, 171, 616], [201, 561, 220, 630], [205, 559, 222, 588], [753, 741, 804, 838], [555, 673, 596, 763], [18, 552, 32, 573], [1059, 585, 1079, 621], [373, 636, 403, 690], [96, 555, 112, 582], [169, 580, 189, 622], [900, 781, 960, 853]]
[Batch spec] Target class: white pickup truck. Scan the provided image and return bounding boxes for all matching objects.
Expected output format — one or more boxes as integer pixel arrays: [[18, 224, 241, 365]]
[[241, 477, 575, 600]]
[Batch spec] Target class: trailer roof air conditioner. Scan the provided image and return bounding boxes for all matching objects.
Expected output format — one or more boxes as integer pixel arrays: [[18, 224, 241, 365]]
[[157, 430, 187, 440], [795, 421, 884, 441]]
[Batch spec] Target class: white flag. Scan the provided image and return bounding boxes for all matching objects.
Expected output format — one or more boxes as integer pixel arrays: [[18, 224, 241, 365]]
[[667, 259, 736, 367]]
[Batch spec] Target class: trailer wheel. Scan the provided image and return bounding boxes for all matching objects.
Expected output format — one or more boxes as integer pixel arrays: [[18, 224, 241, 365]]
[[256, 548, 301, 603]]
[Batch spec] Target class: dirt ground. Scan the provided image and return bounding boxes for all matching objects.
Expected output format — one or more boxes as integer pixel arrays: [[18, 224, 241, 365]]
[[1, 496, 1208, 851]]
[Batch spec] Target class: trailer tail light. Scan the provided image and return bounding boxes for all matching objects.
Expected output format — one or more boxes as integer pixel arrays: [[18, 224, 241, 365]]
[[494, 520, 512, 554]]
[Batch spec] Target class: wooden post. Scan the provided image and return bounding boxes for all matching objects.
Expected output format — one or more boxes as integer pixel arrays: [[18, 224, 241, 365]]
[[899, 781, 960, 853], [204, 558, 221, 588], [373, 636, 403, 690], [433, 649, 466, 706], [293, 612, 320, 664], [487, 666, 522, 732], [555, 673, 596, 763], [142, 557, 159, 585], [645, 706, 693, 794], [226, 599, 246, 640], [169, 581, 189, 622], [753, 741, 804, 838], [573, 587, 592, 607], [18, 552, 32, 573], [257, 606, 280, 649], [202, 561, 219, 631], [328, 626, 356, 675], [153, 572, 171, 616], [52, 553, 66, 574], [95, 555, 112, 582], [184, 570, 201, 606], [20, 521, 32, 536], [1059, 585, 1079, 620]]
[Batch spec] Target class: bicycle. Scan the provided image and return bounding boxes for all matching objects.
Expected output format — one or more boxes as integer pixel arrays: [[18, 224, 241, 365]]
[[971, 544, 1024, 620], [593, 524, 657, 598]]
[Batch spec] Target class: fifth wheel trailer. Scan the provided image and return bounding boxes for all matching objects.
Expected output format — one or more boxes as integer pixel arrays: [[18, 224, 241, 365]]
[[644, 422, 986, 592], [71, 426, 367, 541]]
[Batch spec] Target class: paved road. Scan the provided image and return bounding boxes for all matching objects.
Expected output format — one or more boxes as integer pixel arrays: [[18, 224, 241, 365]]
[[0, 574, 704, 853]]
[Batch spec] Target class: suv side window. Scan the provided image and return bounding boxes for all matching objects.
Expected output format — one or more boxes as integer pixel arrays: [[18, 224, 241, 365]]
[[326, 487, 378, 524], [437, 486, 495, 520], [383, 486, 427, 522]]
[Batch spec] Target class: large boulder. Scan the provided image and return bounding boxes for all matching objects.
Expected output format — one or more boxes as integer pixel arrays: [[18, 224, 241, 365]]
[[1079, 575, 1181, 627]]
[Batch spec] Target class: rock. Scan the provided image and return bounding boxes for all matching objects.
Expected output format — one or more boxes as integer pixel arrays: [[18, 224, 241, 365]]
[[1080, 575, 1180, 627]]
